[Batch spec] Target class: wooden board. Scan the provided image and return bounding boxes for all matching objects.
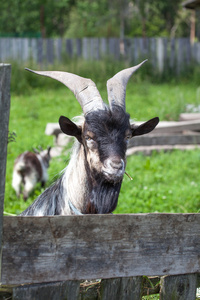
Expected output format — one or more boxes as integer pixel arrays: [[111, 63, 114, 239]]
[[100, 277, 143, 300], [0, 64, 11, 272], [127, 144, 200, 156], [179, 113, 200, 121], [160, 274, 197, 300], [129, 133, 200, 147], [153, 119, 200, 134], [1, 214, 200, 285], [12, 280, 80, 300]]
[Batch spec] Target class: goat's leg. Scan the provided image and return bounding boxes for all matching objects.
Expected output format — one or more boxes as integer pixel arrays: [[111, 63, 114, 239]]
[[12, 171, 22, 197], [23, 176, 37, 201], [41, 180, 46, 188]]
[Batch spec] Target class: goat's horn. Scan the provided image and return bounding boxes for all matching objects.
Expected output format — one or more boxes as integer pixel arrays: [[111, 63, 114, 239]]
[[25, 69, 105, 115], [107, 60, 147, 111]]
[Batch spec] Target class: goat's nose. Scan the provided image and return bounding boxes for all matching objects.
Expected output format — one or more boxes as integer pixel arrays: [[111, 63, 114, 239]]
[[110, 159, 123, 169], [110, 158, 124, 170], [103, 157, 125, 182]]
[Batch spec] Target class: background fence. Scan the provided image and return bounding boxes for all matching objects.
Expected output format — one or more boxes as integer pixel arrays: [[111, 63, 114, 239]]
[[0, 37, 200, 73]]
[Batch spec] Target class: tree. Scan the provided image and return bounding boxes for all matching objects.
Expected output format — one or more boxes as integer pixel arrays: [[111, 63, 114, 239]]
[[0, 0, 75, 37], [127, 0, 190, 38], [65, 0, 117, 37]]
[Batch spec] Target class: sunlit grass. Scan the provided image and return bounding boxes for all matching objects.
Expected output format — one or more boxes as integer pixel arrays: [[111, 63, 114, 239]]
[[116, 149, 200, 214]]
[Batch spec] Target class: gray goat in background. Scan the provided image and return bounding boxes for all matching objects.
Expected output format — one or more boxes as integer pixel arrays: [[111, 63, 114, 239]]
[[20, 60, 159, 216], [12, 147, 51, 201]]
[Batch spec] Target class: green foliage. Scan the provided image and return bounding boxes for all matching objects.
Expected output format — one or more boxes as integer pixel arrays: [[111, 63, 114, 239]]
[[4, 61, 200, 215], [0, 0, 191, 38], [65, 0, 118, 38], [10, 59, 133, 95], [0, 0, 75, 37], [142, 295, 159, 300], [10, 58, 200, 97]]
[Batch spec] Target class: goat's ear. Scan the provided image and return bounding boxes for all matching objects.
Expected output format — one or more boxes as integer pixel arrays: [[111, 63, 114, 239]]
[[59, 116, 82, 143], [47, 146, 51, 155], [33, 148, 40, 154], [131, 117, 159, 137]]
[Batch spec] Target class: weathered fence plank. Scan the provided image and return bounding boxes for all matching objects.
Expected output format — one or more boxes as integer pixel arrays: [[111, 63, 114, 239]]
[[160, 274, 197, 300], [150, 38, 157, 69], [153, 119, 200, 134], [1, 214, 200, 285], [157, 38, 163, 73], [100, 38, 107, 58], [66, 39, 73, 58], [46, 38, 54, 64], [82, 37, 89, 60], [129, 132, 200, 147], [55, 38, 62, 62], [127, 144, 200, 156], [0, 64, 11, 279], [37, 39, 43, 64], [76, 38, 82, 58], [179, 113, 200, 121], [100, 276, 143, 300], [12, 280, 80, 300]]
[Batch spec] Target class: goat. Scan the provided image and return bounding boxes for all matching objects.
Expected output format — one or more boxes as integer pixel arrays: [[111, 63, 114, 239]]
[[12, 147, 51, 201], [20, 60, 159, 216]]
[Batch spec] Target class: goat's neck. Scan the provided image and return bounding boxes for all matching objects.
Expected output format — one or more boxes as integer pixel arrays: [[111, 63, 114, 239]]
[[64, 144, 90, 213], [65, 144, 122, 214]]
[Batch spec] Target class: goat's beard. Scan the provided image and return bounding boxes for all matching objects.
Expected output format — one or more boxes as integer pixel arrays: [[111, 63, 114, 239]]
[[85, 178, 122, 214], [83, 158, 123, 214]]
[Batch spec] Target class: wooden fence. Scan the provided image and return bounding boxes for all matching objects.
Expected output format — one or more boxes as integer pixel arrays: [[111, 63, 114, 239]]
[[1, 64, 200, 300], [1, 214, 200, 299], [0, 37, 200, 73]]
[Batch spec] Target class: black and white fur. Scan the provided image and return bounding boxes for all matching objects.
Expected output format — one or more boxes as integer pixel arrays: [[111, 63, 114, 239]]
[[20, 61, 159, 216], [12, 147, 51, 201]]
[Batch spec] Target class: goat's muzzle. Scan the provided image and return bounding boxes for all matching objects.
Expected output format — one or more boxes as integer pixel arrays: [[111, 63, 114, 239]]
[[102, 157, 125, 183]]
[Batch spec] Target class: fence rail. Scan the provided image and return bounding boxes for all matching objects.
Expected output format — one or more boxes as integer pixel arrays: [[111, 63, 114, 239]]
[[0, 37, 200, 73], [1, 214, 200, 299]]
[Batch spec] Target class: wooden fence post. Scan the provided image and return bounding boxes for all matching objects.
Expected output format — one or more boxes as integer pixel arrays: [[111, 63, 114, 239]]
[[0, 63, 11, 280], [100, 277, 143, 300], [160, 274, 197, 300], [12, 281, 80, 300]]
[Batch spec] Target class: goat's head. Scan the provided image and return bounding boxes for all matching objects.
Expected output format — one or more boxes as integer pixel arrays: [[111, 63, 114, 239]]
[[33, 146, 51, 168], [40, 146, 51, 168], [26, 61, 159, 185]]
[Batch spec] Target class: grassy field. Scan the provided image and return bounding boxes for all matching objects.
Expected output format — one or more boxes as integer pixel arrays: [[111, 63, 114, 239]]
[[4, 61, 200, 215]]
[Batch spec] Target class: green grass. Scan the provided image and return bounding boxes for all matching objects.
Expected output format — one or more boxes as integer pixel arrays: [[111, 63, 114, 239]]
[[117, 149, 200, 214], [4, 61, 200, 215]]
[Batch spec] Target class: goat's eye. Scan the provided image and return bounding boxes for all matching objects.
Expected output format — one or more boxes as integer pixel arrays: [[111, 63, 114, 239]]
[[85, 135, 97, 150], [85, 136, 93, 141], [125, 135, 131, 141]]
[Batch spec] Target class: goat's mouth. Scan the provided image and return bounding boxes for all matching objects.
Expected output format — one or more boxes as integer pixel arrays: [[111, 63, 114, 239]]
[[102, 169, 125, 184], [102, 158, 125, 183]]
